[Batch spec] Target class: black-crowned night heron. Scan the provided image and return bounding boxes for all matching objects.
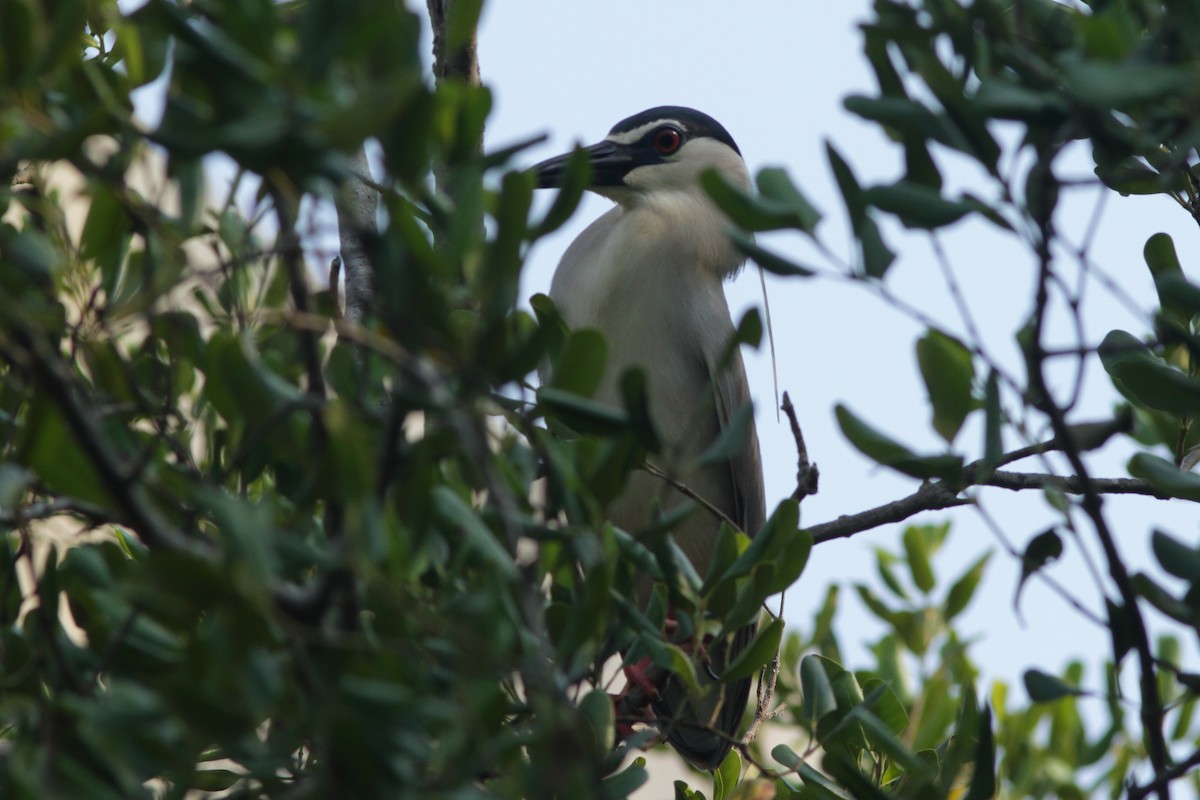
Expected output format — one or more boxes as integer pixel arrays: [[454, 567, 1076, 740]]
[[533, 107, 766, 771]]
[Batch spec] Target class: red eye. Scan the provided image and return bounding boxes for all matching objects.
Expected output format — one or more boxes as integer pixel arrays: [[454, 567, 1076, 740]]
[[652, 127, 683, 155]]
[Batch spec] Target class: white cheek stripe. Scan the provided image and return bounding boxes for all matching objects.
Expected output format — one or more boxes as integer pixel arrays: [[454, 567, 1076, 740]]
[[606, 119, 685, 145]]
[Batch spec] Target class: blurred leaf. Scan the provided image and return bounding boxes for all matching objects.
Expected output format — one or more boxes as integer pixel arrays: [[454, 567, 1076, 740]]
[[980, 369, 1002, 479], [548, 328, 608, 398], [865, 181, 976, 229], [916, 329, 976, 443], [1151, 529, 1200, 584], [723, 617, 783, 682], [1015, 529, 1063, 612], [800, 653, 838, 728], [945, 552, 991, 621], [1154, 272, 1200, 326], [579, 689, 614, 755], [755, 167, 822, 234], [1063, 59, 1192, 109], [903, 525, 936, 594], [861, 678, 908, 735], [1099, 330, 1200, 417], [532, 146, 589, 236], [432, 486, 518, 581], [713, 748, 742, 800], [963, 705, 996, 800], [874, 548, 910, 600], [602, 757, 649, 797], [732, 231, 817, 277], [701, 169, 815, 233], [539, 387, 631, 435], [697, 403, 755, 467], [835, 404, 963, 481], [826, 141, 895, 278], [1129, 453, 1200, 502], [1024, 669, 1083, 703]]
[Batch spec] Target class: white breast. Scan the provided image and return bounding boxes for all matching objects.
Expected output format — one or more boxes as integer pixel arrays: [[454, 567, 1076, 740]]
[[548, 195, 745, 574]]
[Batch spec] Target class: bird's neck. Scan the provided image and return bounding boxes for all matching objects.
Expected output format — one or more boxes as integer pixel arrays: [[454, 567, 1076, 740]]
[[614, 190, 745, 279]]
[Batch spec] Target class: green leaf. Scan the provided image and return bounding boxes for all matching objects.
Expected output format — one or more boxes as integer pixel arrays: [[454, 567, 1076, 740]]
[[602, 756, 648, 797], [902, 525, 936, 594], [1099, 330, 1200, 417], [18, 400, 112, 510], [548, 329, 608, 397], [980, 369, 1002, 479], [432, 486, 518, 581], [1144, 233, 1195, 325], [859, 214, 895, 279], [874, 549, 910, 600], [945, 552, 991, 621], [1151, 529, 1200, 584], [532, 146, 589, 236], [1128, 453, 1200, 502], [974, 79, 1069, 121], [1024, 668, 1083, 703], [657, 642, 700, 693], [713, 747, 742, 800], [855, 584, 899, 627], [843, 94, 960, 151], [835, 404, 963, 481], [799, 654, 838, 727], [963, 705, 997, 800], [916, 329, 976, 443], [538, 387, 630, 435], [697, 403, 755, 467], [755, 167, 822, 234], [731, 232, 816, 277], [723, 618, 782, 683], [701, 170, 811, 233], [1144, 233, 1183, 279], [860, 678, 909, 735], [579, 689, 614, 755], [1096, 159, 1183, 196], [1015, 529, 1063, 612], [822, 751, 892, 800], [825, 142, 895, 278], [1107, 598, 1135, 664], [1155, 272, 1200, 326], [1063, 60, 1192, 109], [864, 181, 975, 230], [825, 141, 865, 224]]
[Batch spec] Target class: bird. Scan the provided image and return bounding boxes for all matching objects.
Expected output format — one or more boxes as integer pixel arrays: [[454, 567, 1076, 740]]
[[532, 107, 766, 771]]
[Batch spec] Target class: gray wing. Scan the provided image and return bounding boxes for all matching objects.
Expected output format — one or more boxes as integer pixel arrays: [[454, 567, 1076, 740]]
[[710, 345, 766, 538], [657, 337, 766, 770]]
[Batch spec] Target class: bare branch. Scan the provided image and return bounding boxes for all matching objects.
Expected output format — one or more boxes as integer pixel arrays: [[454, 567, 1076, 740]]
[[782, 391, 819, 501], [806, 482, 970, 545]]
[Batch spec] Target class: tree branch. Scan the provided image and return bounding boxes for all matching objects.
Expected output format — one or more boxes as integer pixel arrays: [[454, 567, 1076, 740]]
[[1024, 142, 1170, 797], [805, 467, 1165, 546], [336, 147, 377, 326], [782, 391, 819, 501], [806, 481, 970, 545]]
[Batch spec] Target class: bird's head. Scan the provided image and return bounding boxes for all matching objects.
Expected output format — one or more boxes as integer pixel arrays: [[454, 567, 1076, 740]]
[[533, 106, 749, 206]]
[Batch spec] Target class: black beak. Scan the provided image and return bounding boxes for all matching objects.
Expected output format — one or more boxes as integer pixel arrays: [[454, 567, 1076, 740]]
[[532, 140, 636, 189]]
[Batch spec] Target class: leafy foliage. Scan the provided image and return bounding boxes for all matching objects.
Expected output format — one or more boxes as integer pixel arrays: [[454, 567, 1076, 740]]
[[1, 0, 1199, 798]]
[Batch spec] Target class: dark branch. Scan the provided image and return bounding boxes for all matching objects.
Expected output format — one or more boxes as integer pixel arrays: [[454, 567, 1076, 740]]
[[805, 468, 1165, 546], [806, 481, 970, 545], [782, 391, 819, 501]]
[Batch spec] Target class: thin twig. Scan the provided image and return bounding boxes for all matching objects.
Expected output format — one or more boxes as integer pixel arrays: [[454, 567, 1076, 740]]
[[641, 460, 742, 533], [781, 391, 819, 501]]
